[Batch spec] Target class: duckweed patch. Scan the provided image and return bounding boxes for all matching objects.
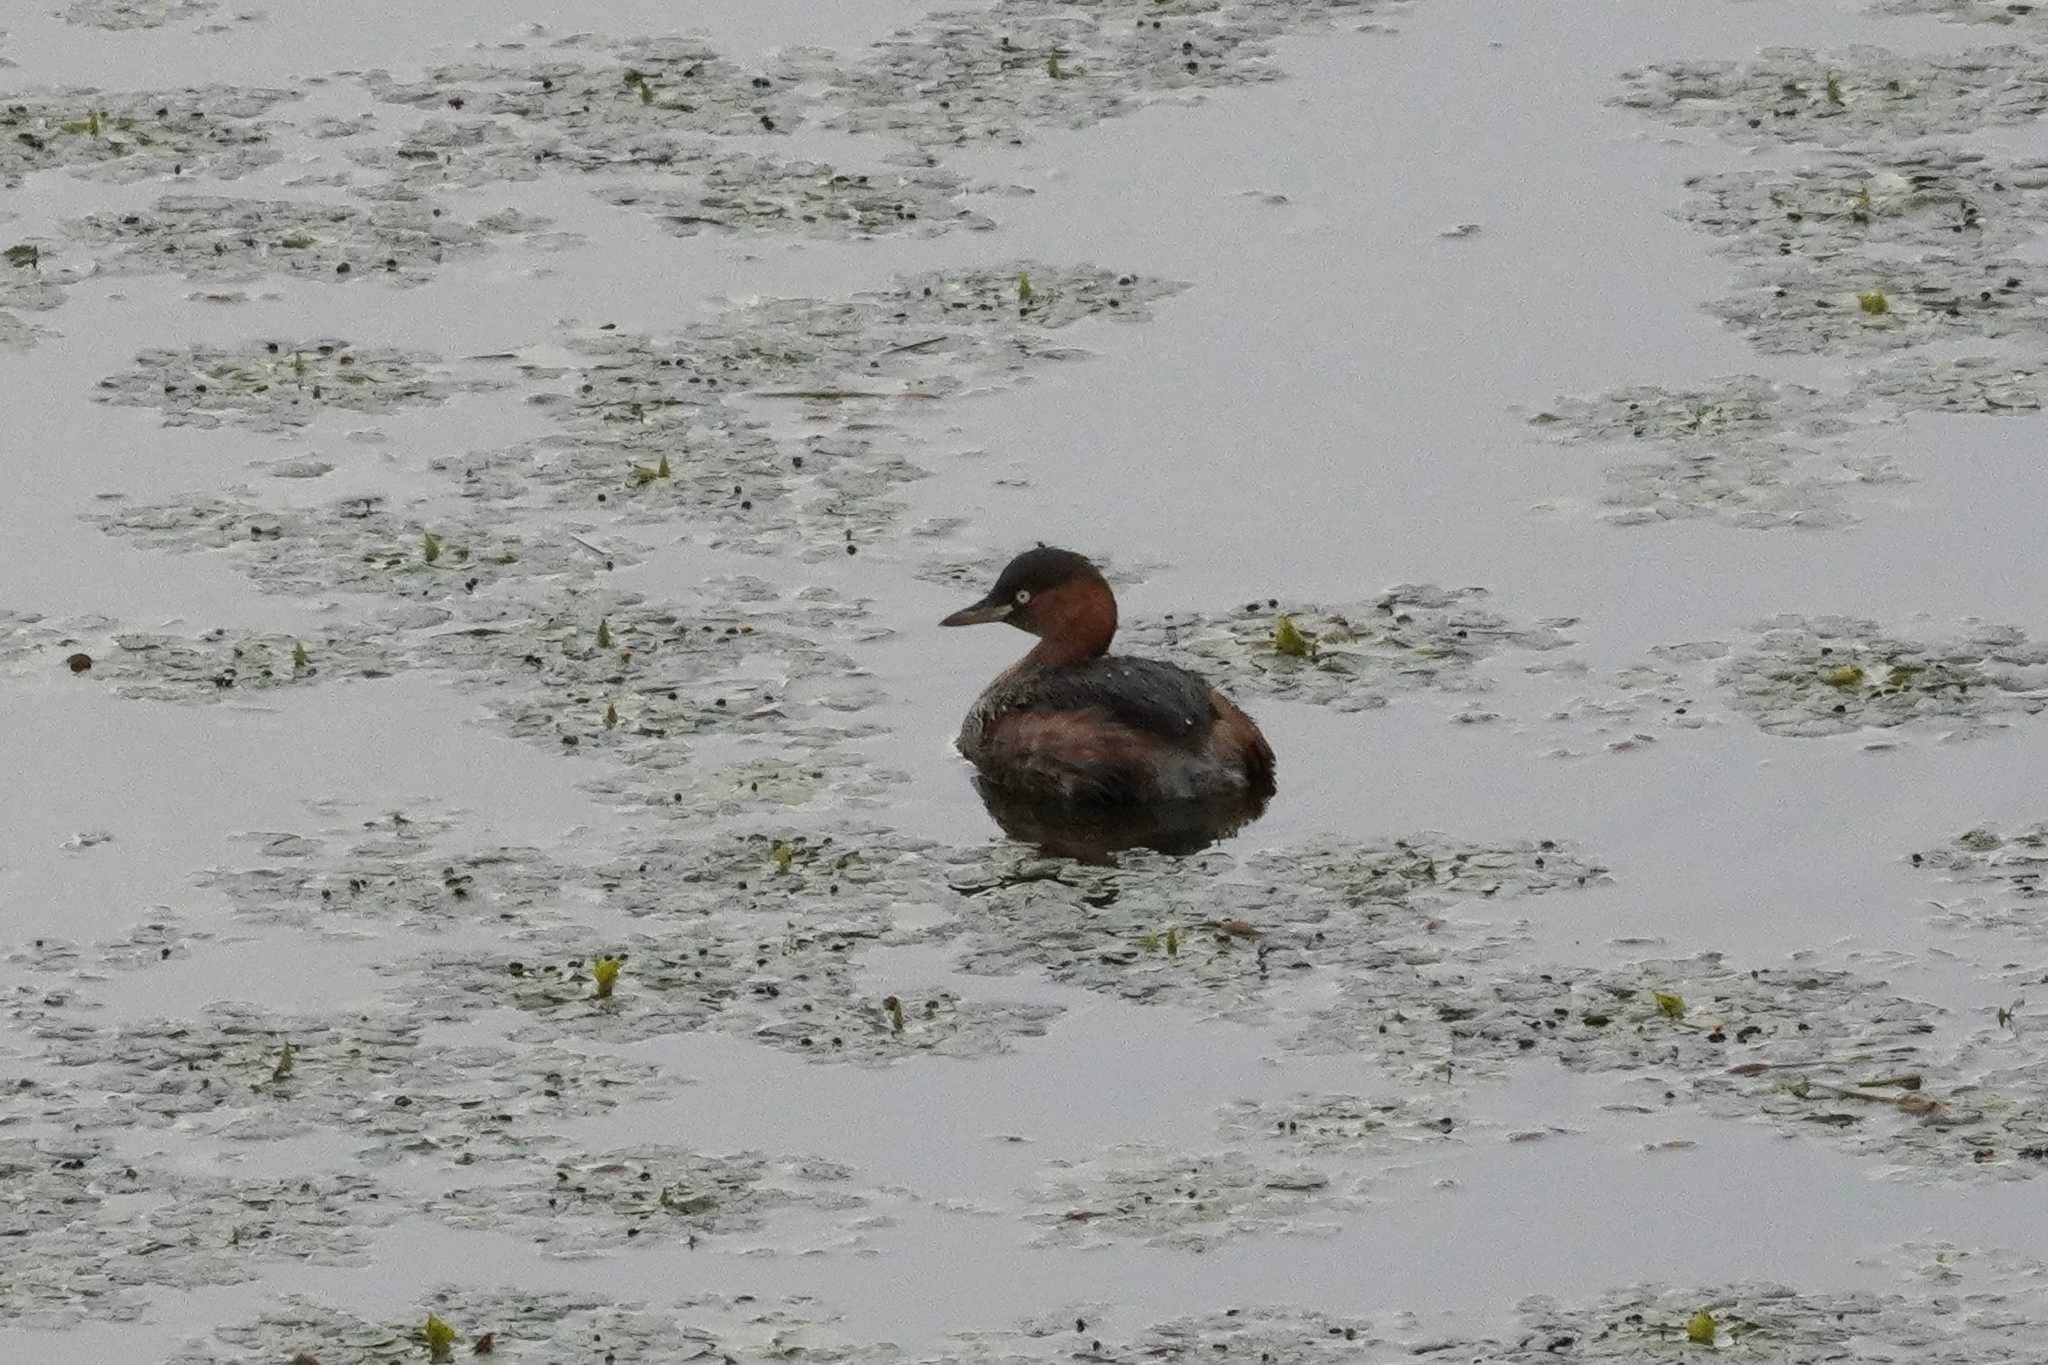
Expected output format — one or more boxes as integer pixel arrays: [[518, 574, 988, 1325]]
[[1120, 585, 1575, 712], [93, 492, 618, 598], [428, 1147, 873, 1253], [814, 0, 1406, 148], [1680, 155, 2048, 267], [1855, 354, 2048, 413], [161, 1288, 846, 1365], [1719, 615, 2048, 737], [1664, 150, 2048, 360], [1871, 0, 2048, 28], [0, 1136, 402, 1327], [1711, 249, 2046, 357], [380, 922, 1062, 1064], [362, 35, 804, 154], [67, 193, 550, 287], [96, 339, 487, 431], [1025, 1146, 1360, 1251], [1215, 1091, 1477, 1157], [0, 86, 290, 186], [1041, 1277, 2048, 1364], [439, 262, 1177, 559], [198, 826, 588, 935], [1530, 377, 1892, 530], [942, 834, 1607, 1019], [595, 155, 993, 240], [62, 0, 217, 29], [1297, 949, 2048, 1175], [0, 609, 396, 702], [1911, 823, 2048, 936], [1615, 47, 2048, 146], [24, 999, 673, 1165]]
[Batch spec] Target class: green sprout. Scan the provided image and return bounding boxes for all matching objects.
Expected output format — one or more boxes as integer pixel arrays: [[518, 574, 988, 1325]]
[[62, 109, 103, 138], [624, 68, 654, 104], [592, 957, 622, 999], [772, 840, 795, 875], [424, 1314, 458, 1362], [1824, 663, 1865, 688], [1825, 73, 1843, 106], [1046, 55, 1068, 79], [289, 350, 308, 380], [291, 641, 309, 670], [3, 243, 39, 270], [272, 1040, 295, 1081], [1016, 273, 1035, 304], [1854, 184, 1873, 211], [604, 702, 618, 730], [596, 618, 612, 648], [884, 995, 905, 1033], [1654, 991, 1685, 1020], [1858, 291, 1889, 315], [656, 452, 672, 479], [631, 463, 661, 485], [1885, 663, 1921, 689], [1165, 926, 1179, 957], [421, 531, 442, 564], [1272, 614, 1314, 658], [1139, 932, 1161, 952], [1686, 1309, 1716, 1346]]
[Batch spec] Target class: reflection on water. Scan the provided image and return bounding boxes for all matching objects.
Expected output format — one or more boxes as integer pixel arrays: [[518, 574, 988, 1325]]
[[971, 776, 1271, 862]]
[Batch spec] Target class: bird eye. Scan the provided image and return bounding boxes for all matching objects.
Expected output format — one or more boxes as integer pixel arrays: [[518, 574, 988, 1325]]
[[1013, 589, 1031, 605]]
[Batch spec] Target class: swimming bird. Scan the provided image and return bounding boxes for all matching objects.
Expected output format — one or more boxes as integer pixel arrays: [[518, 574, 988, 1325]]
[[940, 546, 1276, 805]]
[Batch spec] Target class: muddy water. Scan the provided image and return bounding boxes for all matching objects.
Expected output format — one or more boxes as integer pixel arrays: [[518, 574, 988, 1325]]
[[7, 0, 2048, 1361]]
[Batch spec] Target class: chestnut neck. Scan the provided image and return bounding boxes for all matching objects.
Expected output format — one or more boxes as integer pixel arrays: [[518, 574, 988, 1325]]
[[1018, 575, 1118, 670]]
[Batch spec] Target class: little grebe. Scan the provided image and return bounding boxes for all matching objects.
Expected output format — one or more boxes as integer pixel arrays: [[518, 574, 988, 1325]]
[[940, 547, 1276, 804]]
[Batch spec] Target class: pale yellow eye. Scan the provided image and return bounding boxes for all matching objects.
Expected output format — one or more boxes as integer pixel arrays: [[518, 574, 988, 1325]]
[[1014, 589, 1032, 605]]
